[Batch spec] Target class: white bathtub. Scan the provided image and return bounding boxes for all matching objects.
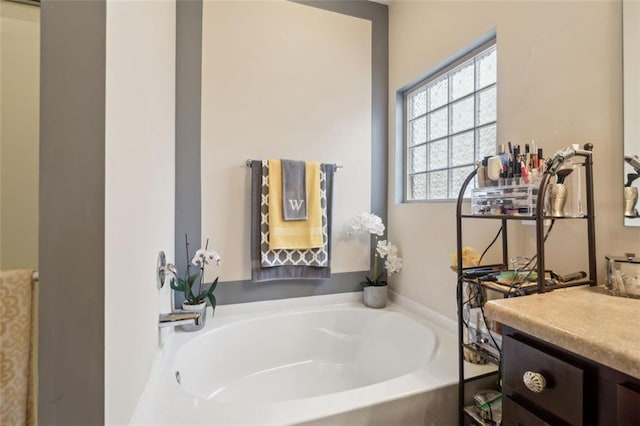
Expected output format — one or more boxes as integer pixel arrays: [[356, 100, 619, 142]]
[[131, 292, 494, 425]]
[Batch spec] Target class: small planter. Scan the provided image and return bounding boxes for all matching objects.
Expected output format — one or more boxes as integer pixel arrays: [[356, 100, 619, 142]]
[[180, 301, 208, 332], [363, 284, 388, 308]]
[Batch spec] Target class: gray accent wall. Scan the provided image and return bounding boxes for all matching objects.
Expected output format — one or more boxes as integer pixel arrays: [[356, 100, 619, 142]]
[[216, 271, 368, 305], [175, 0, 389, 305], [175, 0, 203, 279], [39, 0, 106, 424]]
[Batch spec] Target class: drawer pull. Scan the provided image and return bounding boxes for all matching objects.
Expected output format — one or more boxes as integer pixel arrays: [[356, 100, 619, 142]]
[[523, 370, 547, 393]]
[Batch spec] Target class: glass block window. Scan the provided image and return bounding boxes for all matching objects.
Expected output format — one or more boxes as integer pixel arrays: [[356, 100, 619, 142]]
[[405, 42, 497, 201]]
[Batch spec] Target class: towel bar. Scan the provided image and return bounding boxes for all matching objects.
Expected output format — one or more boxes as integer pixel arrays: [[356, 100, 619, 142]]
[[245, 159, 342, 171], [32, 272, 39, 282]]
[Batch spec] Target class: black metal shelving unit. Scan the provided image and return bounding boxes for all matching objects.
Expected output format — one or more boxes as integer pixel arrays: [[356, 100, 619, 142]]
[[455, 144, 597, 425]]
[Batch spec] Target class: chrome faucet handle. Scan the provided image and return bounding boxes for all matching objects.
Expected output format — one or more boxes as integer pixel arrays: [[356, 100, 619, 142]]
[[166, 263, 177, 277], [157, 250, 178, 289]]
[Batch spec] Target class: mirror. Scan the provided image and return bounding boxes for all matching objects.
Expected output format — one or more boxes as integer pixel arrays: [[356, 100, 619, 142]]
[[623, 0, 640, 225]]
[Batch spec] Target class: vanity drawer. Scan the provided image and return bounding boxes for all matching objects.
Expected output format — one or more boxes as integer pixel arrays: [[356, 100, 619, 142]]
[[502, 395, 555, 426], [617, 383, 640, 424], [502, 334, 585, 425]]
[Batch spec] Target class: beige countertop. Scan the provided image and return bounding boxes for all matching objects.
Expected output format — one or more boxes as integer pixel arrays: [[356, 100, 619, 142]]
[[485, 286, 640, 379]]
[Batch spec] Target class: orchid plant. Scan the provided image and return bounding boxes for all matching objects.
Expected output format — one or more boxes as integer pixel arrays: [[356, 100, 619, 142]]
[[170, 234, 221, 306], [347, 212, 403, 287]]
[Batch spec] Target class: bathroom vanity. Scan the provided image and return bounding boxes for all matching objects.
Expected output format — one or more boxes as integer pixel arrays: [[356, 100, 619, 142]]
[[486, 286, 640, 425]]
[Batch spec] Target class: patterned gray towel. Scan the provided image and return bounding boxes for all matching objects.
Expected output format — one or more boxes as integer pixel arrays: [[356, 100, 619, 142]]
[[250, 160, 335, 282], [281, 159, 307, 220], [261, 160, 328, 267]]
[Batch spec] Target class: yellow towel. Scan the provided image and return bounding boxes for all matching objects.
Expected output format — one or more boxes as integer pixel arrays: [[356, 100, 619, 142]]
[[0, 270, 38, 426], [268, 159, 324, 249]]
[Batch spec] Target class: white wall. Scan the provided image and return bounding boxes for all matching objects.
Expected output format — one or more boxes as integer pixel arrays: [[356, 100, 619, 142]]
[[200, 0, 373, 281], [388, 0, 637, 320], [0, 0, 39, 270], [104, 0, 175, 423]]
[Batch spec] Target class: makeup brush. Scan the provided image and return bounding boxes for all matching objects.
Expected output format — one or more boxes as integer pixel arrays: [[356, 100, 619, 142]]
[[556, 167, 573, 184]]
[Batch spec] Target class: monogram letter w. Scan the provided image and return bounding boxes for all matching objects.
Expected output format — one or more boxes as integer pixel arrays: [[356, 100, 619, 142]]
[[288, 199, 305, 211]]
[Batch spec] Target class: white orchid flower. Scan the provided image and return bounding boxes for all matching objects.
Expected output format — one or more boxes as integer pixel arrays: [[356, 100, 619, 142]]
[[348, 212, 386, 236], [192, 248, 222, 266], [376, 240, 398, 258], [206, 250, 222, 265], [347, 212, 369, 234], [385, 255, 403, 274], [350, 213, 371, 234], [368, 214, 385, 235], [376, 240, 388, 257], [193, 249, 207, 264], [368, 215, 385, 236]]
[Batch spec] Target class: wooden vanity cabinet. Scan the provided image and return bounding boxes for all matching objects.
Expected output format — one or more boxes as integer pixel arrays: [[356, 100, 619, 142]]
[[617, 383, 640, 424], [501, 326, 640, 426]]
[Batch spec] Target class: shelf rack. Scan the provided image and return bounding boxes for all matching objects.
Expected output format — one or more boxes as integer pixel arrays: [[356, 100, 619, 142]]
[[455, 144, 597, 425]]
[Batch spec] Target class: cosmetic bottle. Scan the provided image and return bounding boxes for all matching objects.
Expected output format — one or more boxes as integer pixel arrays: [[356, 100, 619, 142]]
[[529, 140, 538, 170], [497, 144, 510, 169], [486, 156, 502, 182], [513, 146, 522, 184], [537, 148, 544, 172], [563, 145, 585, 217], [477, 165, 489, 187]]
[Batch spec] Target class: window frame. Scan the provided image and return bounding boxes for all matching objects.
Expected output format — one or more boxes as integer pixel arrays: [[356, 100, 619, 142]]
[[403, 38, 497, 203]]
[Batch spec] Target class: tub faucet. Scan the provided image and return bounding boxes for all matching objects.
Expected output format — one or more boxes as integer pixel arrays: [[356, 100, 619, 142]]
[[158, 311, 201, 329]]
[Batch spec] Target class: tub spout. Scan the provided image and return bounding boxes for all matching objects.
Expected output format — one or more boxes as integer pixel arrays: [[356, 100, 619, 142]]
[[159, 311, 201, 329]]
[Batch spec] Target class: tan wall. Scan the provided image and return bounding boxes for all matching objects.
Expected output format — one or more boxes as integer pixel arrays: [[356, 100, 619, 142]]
[[201, 0, 373, 281], [388, 0, 637, 320], [0, 0, 39, 270]]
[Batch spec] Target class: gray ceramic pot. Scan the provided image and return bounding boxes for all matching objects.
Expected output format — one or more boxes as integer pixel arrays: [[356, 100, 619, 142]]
[[363, 285, 388, 308]]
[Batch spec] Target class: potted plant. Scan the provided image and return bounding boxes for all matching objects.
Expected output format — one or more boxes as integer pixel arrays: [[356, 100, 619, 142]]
[[347, 213, 403, 308], [170, 235, 221, 331]]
